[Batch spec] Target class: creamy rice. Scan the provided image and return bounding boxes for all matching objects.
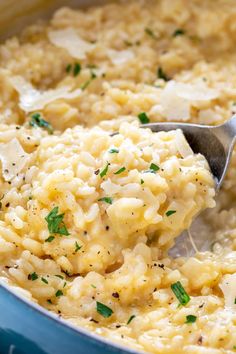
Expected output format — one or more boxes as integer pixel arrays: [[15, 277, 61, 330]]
[[1, 1, 236, 353]]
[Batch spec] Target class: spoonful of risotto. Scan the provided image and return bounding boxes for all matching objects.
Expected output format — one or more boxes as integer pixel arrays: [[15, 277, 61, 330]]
[[143, 114, 236, 190]]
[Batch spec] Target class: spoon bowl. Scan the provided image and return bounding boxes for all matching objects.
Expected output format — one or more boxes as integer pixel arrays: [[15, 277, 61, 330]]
[[142, 115, 236, 189], [142, 115, 236, 256]]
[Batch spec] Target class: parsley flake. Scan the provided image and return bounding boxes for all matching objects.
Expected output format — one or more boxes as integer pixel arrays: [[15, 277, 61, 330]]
[[185, 315, 197, 324], [173, 29, 185, 37], [75, 241, 82, 253], [30, 113, 53, 134], [66, 64, 72, 73], [28, 272, 38, 281], [141, 179, 144, 185], [96, 301, 113, 318], [91, 284, 97, 289], [166, 210, 176, 217], [108, 148, 119, 154], [73, 62, 81, 76], [55, 290, 63, 297], [127, 315, 136, 324], [150, 163, 160, 172], [171, 281, 190, 306], [45, 235, 55, 243], [100, 163, 109, 178], [45, 207, 70, 236], [138, 112, 150, 124], [55, 275, 64, 279], [114, 167, 126, 175], [157, 67, 169, 81], [98, 197, 113, 205], [145, 28, 157, 39], [81, 70, 97, 90], [41, 277, 48, 284]]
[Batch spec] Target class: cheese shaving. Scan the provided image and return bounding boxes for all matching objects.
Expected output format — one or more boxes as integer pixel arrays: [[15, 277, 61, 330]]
[[219, 273, 236, 309], [107, 49, 135, 65], [10, 76, 81, 112], [0, 138, 30, 181], [48, 27, 95, 59]]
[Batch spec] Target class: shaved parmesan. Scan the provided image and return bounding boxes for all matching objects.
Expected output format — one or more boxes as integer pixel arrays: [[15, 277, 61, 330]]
[[107, 49, 135, 66], [10, 76, 81, 112], [160, 81, 190, 121], [48, 27, 95, 59], [219, 273, 236, 309], [0, 138, 30, 181], [160, 81, 219, 121], [175, 129, 193, 158]]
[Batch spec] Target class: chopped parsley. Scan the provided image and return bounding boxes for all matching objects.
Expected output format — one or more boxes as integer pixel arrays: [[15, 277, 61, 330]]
[[233, 346, 236, 350], [138, 112, 150, 124], [30, 113, 53, 134], [108, 148, 119, 154], [55, 275, 64, 279], [45, 235, 55, 243], [98, 197, 113, 205], [55, 290, 63, 297], [73, 63, 81, 76], [234, 297, 236, 304], [114, 167, 126, 175], [41, 277, 48, 284], [28, 272, 38, 281], [66, 62, 81, 76], [166, 210, 176, 217], [127, 315, 136, 324], [91, 284, 97, 289], [66, 64, 72, 73], [145, 27, 157, 39], [171, 281, 190, 306], [157, 67, 169, 81], [143, 163, 160, 174], [45, 207, 70, 236], [172, 29, 185, 37], [75, 241, 82, 253], [96, 301, 113, 318], [185, 315, 197, 324], [141, 179, 144, 185], [150, 163, 160, 172], [100, 163, 109, 178], [47, 299, 52, 304], [81, 71, 97, 90]]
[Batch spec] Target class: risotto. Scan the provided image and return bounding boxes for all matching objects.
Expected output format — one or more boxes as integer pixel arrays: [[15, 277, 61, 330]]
[[1, 0, 236, 353]]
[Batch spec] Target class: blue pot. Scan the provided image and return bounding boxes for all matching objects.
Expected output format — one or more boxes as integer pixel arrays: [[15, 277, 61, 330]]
[[0, 283, 141, 354]]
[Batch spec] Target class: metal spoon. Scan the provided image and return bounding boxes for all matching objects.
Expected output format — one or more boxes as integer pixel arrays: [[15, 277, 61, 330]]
[[142, 115, 236, 256]]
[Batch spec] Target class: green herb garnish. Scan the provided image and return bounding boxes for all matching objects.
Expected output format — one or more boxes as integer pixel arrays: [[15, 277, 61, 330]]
[[185, 315, 197, 324], [100, 163, 109, 178], [28, 272, 38, 281], [114, 167, 126, 175], [141, 179, 144, 185], [47, 299, 52, 304], [45, 207, 70, 236], [157, 67, 169, 81], [138, 112, 150, 124], [96, 301, 113, 318], [108, 148, 119, 154], [30, 113, 53, 134], [173, 29, 185, 37], [91, 284, 97, 289], [150, 163, 160, 172], [55, 290, 63, 297], [171, 281, 190, 306], [45, 235, 55, 243], [81, 70, 97, 90], [127, 315, 136, 324], [66, 64, 72, 73], [75, 241, 82, 252], [98, 197, 113, 205], [41, 277, 48, 284], [145, 28, 157, 39], [166, 210, 176, 217], [73, 62, 81, 76], [55, 275, 64, 279]]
